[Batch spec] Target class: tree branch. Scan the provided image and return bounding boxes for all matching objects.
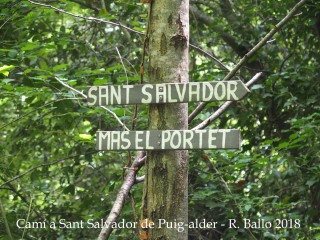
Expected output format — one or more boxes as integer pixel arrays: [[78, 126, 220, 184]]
[[98, 151, 146, 240], [189, 0, 308, 123], [54, 77, 130, 131], [28, 1, 227, 78], [69, 0, 100, 13], [135, 175, 145, 184], [0, 152, 98, 188], [115, 47, 129, 84], [190, 5, 249, 57], [0, 176, 45, 221], [219, 0, 242, 32], [55, 77, 87, 98], [27, 0, 143, 35], [0, 197, 13, 240], [223, 0, 308, 81], [190, 43, 230, 71], [99, 106, 130, 131], [27, 0, 253, 78], [0, 98, 80, 131], [192, 72, 263, 130]]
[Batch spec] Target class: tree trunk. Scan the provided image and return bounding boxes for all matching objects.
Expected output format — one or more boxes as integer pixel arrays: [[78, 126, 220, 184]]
[[142, 0, 189, 239]]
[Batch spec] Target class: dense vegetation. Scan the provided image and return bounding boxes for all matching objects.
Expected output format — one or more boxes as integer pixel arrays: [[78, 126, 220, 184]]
[[0, 0, 319, 239]]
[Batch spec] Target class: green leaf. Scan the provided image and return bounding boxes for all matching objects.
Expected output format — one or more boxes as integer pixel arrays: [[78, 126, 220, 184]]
[[2, 78, 14, 84], [39, 59, 48, 70], [53, 64, 68, 71], [79, 134, 93, 140], [24, 68, 32, 74], [1, 84, 14, 90], [94, 79, 108, 86], [0, 65, 15, 76], [251, 84, 264, 90], [314, 233, 320, 240], [20, 42, 40, 51], [244, 205, 251, 211], [277, 142, 289, 149], [63, 184, 75, 195], [306, 179, 317, 188]]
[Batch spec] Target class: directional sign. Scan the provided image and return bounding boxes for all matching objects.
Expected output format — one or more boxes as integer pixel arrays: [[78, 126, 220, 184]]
[[87, 81, 249, 106], [96, 129, 241, 150]]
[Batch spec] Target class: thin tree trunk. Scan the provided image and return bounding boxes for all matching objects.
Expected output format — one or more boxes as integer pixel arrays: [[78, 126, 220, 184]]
[[142, 0, 189, 239]]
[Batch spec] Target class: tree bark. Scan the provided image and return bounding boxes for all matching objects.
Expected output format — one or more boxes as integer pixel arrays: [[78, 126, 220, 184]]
[[142, 0, 189, 239]]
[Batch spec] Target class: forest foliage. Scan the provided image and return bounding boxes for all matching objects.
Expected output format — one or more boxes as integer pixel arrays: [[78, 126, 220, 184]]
[[0, 0, 320, 239]]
